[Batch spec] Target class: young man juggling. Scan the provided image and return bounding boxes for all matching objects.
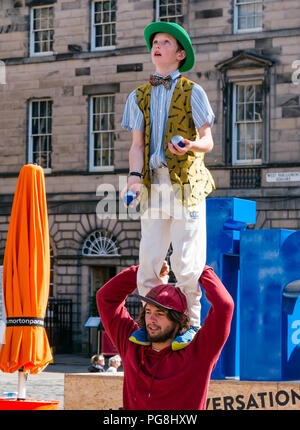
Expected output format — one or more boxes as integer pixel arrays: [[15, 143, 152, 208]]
[[121, 22, 215, 348]]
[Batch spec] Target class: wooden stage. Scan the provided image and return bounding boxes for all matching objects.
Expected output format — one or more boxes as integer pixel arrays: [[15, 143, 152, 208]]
[[64, 373, 300, 410]]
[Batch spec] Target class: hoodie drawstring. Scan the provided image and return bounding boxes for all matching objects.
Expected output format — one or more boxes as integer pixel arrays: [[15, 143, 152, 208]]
[[133, 346, 145, 403], [147, 358, 163, 399], [133, 346, 169, 402]]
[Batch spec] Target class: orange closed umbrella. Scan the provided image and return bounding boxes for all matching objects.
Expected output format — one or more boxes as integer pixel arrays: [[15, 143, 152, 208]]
[[0, 164, 52, 386]]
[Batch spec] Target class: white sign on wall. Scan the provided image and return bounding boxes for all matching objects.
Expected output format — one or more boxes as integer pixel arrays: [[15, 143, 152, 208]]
[[266, 172, 300, 183]]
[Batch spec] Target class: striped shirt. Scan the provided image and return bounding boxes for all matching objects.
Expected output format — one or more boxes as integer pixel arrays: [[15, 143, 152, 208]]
[[121, 70, 215, 170]]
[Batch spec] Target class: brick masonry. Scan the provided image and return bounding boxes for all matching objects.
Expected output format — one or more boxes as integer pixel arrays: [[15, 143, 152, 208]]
[[0, 0, 299, 351]]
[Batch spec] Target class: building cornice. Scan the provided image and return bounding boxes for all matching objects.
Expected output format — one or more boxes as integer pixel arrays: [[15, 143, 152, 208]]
[[2, 27, 300, 66]]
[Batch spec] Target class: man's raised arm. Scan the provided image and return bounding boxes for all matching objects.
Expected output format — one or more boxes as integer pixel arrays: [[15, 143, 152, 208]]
[[96, 266, 140, 356], [197, 266, 234, 362]]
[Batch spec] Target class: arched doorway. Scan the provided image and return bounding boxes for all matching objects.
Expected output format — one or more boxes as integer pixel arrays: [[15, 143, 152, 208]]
[[81, 230, 120, 354]]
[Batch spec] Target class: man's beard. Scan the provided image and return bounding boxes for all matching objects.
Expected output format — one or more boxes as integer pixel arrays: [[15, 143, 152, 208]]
[[146, 323, 178, 343]]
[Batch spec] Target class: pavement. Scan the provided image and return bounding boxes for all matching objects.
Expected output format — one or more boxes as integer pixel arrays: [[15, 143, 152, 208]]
[[0, 354, 92, 410]]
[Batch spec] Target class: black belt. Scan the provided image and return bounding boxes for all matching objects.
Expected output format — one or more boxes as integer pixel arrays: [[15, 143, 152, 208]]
[[6, 317, 44, 327]]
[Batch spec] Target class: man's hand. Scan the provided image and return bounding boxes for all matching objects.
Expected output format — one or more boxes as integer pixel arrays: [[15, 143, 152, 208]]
[[168, 138, 191, 155], [160, 260, 170, 280], [167, 122, 214, 155], [120, 176, 142, 207]]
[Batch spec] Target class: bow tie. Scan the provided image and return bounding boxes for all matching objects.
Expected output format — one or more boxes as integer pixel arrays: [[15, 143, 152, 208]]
[[149, 74, 172, 90]]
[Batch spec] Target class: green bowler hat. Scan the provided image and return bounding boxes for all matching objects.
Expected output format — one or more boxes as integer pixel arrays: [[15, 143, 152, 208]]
[[144, 21, 195, 73]]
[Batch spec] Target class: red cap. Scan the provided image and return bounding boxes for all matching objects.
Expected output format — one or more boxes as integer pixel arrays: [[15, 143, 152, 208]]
[[135, 284, 187, 314]]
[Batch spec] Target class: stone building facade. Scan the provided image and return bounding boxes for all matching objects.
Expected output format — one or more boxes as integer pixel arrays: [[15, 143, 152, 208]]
[[0, 0, 299, 352]]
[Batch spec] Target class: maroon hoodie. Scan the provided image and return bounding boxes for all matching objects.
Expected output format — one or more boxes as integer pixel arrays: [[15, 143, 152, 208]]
[[97, 265, 234, 410]]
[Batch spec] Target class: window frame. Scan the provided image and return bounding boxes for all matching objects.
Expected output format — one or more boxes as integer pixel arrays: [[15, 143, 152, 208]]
[[233, 0, 263, 34], [29, 5, 54, 57], [28, 98, 53, 173], [155, 0, 184, 25], [91, 0, 116, 52], [89, 94, 115, 172], [232, 81, 264, 166]]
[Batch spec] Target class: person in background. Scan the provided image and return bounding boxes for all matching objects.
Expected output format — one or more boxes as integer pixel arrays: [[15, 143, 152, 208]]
[[88, 354, 105, 373], [106, 354, 122, 372]]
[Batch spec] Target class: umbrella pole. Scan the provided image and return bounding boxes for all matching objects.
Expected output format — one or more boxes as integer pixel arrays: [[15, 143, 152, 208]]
[[17, 368, 27, 400]]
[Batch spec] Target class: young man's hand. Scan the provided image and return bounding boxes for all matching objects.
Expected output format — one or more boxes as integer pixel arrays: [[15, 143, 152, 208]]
[[167, 122, 214, 155], [168, 139, 191, 155], [120, 176, 142, 207]]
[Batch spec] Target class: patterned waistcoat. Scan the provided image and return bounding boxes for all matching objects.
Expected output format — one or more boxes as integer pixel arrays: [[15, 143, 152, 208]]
[[136, 76, 215, 212]]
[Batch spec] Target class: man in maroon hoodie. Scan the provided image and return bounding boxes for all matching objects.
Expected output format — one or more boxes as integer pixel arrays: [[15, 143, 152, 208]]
[[97, 263, 233, 410]]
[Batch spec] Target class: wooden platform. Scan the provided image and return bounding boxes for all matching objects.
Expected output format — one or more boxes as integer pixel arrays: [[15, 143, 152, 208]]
[[64, 373, 300, 410]]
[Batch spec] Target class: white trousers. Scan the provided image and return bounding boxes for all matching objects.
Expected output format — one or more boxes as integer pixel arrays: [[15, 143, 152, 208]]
[[137, 168, 206, 327]]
